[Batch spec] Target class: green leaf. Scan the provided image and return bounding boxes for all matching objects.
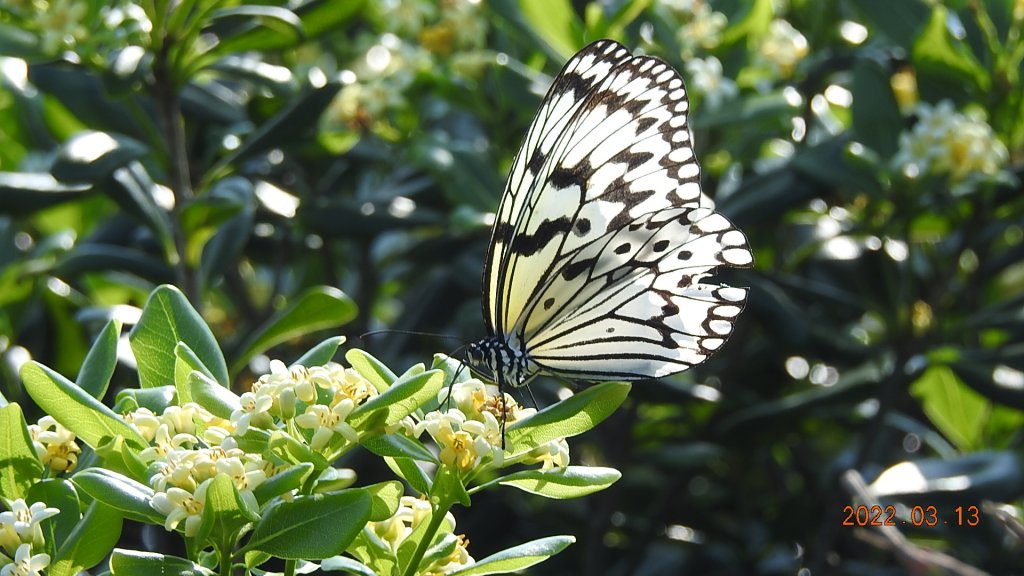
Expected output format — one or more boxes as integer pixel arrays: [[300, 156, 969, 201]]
[[0, 403, 43, 501], [189, 371, 240, 419], [245, 490, 372, 559], [55, 244, 175, 285], [490, 466, 621, 499], [49, 501, 123, 576], [195, 473, 258, 545], [130, 285, 228, 388], [293, 336, 346, 367], [446, 535, 575, 576], [0, 172, 90, 216], [516, 0, 581, 59], [856, 0, 930, 49], [363, 480, 403, 522], [71, 468, 163, 524], [912, 5, 988, 92], [209, 82, 342, 177], [851, 58, 903, 158], [199, 177, 255, 287], [76, 319, 121, 400], [179, 191, 246, 269], [27, 479, 80, 552], [209, 0, 366, 55], [231, 286, 357, 374], [175, 342, 217, 405], [252, 463, 313, 505], [94, 435, 149, 481], [210, 5, 304, 42], [20, 362, 147, 451], [911, 365, 987, 451], [345, 349, 398, 392], [320, 556, 377, 576], [50, 131, 148, 182], [114, 387, 176, 415], [384, 457, 431, 496], [360, 433, 438, 464], [108, 549, 206, 576], [349, 370, 445, 431], [505, 382, 630, 457]]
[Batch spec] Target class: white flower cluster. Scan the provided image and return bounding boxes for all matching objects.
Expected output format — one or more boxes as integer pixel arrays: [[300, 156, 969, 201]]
[[123, 360, 376, 537], [27, 416, 80, 474], [894, 100, 1009, 181], [757, 19, 809, 78], [0, 500, 59, 576]]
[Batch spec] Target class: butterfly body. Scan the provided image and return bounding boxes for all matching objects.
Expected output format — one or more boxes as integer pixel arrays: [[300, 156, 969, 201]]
[[474, 40, 753, 392]]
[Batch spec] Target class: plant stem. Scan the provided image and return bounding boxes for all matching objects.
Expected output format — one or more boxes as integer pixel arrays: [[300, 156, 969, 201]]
[[152, 38, 200, 305], [401, 499, 452, 576]]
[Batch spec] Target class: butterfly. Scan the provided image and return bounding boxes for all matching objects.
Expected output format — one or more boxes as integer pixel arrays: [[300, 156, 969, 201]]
[[467, 39, 753, 395]]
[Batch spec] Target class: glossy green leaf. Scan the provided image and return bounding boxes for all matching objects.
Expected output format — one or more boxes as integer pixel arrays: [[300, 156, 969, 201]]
[[28, 479, 80, 552], [517, 0, 580, 59], [360, 433, 438, 464], [912, 5, 988, 92], [447, 535, 575, 576], [349, 370, 445, 431], [130, 285, 229, 388], [320, 556, 377, 576], [0, 173, 91, 215], [293, 336, 345, 368], [55, 244, 175, 285], [49, 501, 123, 576], [94, 434, 149, 481], [209, 0, 366, 55], [245, 490, 372, 559], [195, 473, 258, 545], [363, 480, 403, 522], [76, 319, 121, 400], [251, 462, 314, 505], [345, 349, 398, 392], [491, 466, 621, 499], [851, 58, 902, 158], [911, 365, 987, 451], [71, 469, 163, 524], [50, 131, 147, 182], [199, 177, 255, 287], [0, 403, 43, 501], [505, 382, 630, 457], [20, 362, 147, 451], [384, 457, 431, 496], [174, 342, 217, 405], [108, 549, 204, 576], [231, 286, 357, 374], [189, 371, 240, 419]]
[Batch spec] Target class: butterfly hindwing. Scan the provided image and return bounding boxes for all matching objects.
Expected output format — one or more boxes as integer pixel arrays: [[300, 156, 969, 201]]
[[523, 207, 752, 380]]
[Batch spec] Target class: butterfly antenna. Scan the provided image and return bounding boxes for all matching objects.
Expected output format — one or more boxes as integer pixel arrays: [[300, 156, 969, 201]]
[[359, 329, 465, 342]]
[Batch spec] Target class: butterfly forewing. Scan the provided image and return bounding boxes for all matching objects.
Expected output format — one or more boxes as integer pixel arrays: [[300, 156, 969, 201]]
[[478, 40, 752, 387]]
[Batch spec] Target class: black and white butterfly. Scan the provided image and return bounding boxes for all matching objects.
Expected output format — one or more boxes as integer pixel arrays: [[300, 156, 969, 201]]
[[467, 40, 753, 393]]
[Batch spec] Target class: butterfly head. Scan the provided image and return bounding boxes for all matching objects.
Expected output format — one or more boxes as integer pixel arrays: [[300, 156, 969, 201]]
[[466, 336, 536, 389]]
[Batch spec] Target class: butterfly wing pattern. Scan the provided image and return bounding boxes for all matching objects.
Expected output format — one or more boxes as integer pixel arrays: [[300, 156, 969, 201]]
[[469, 39, 753, 390]]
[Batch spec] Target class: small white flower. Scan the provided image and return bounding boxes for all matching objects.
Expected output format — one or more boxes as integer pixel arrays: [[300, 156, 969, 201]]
[[0, 500, 60, 547], [0, 543, 49, 576], [686, 56, 738, 109], [150, 480, 210, 537], [295, 399, 358, 451], [230, 391, 274, 435], [758, 19, 808, 77]]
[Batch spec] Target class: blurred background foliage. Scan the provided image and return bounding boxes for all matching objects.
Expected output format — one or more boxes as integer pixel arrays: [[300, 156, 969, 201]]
[[0, 0, 1023, 573]]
